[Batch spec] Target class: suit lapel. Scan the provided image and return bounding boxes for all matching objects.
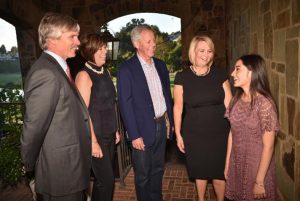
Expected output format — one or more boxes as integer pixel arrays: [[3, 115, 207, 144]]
[[42, 53, 89, 115], [133, 55, 153, 101]]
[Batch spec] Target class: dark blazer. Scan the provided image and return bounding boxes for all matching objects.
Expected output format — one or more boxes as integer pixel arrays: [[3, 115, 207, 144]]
[[21, 52, 91, 196], [117, 54, 173, 147]]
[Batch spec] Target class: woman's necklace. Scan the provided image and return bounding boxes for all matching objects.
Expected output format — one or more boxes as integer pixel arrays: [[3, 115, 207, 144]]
[[85, 62, 104, 74], [190, 65, 211, 76]]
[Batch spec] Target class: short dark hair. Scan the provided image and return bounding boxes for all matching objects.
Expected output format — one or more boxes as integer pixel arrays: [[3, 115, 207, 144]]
[[80, 33, 106, 63]]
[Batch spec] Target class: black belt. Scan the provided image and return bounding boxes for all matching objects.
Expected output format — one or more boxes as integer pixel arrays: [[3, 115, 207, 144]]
[[154, 112, 166, 122]]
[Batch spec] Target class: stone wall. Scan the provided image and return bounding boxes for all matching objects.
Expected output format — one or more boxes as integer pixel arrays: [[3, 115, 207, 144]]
[[226, 0, 300, 200]]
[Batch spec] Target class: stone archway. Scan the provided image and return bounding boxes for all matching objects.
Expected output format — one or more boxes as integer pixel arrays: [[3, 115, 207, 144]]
[[0, 0, 227, 77]]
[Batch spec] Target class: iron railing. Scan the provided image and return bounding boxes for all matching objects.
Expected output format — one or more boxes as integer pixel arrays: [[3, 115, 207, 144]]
[[115, 104, 132, 188]]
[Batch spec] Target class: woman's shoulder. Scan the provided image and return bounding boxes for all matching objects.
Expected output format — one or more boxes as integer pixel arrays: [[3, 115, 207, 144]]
[[254, 94, 277, 111], [174, 67, 191, 84], [175, 67, 191, 76]]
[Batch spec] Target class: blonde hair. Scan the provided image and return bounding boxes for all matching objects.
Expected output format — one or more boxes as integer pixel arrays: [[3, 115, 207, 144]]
[[38, 12, 80, 50], [188, 35, 215, 66]]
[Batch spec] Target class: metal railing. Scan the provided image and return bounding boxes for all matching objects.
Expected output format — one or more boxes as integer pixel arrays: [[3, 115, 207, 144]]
[[115, 104, 132, 188]]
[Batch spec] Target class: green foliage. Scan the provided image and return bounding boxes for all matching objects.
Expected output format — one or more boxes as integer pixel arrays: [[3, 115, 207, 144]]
[[167, 39, 182, 72], [10, 46, 18, 57], [0, 88, 24, 186], [111, 18, 182, 74], [0, 44, 7, 54]]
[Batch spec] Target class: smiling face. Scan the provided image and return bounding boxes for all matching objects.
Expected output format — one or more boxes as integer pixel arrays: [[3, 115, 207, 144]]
[[48, 30, 80, 60], [134, 30, 156, 62], [194, 41, 214, 68], [94, 44, 107, 66], [231, 59, 252, 90]]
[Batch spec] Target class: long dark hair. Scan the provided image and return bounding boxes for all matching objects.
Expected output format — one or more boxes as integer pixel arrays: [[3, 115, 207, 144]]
[[229, 54, 277, 114]]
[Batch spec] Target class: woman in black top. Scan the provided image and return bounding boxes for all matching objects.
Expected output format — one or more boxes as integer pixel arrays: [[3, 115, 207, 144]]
[[75, 33, 120, 201], [173, 35, 232, 201]]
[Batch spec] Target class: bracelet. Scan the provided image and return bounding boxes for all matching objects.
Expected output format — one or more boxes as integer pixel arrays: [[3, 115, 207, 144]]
[[254, 181, 264, 188]]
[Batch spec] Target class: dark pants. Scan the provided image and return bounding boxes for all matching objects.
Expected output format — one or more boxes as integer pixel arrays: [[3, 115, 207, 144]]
[[42, 191, 85, 201], [92, 132, 116, 201], [132, 118, 167, 201]]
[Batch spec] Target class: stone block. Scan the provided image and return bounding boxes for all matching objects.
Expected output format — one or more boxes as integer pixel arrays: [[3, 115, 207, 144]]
[[250, 0, 259, 31], [271, 62, 276, 69], [274, 30, 285, 61], [285, 40, 299, 97], [260, 0, 270, 13], [276, 162, 295, 201], [279, 74, 286, 94], [250, 33, 258, 53], [295, 101, 300, 140], [286, 26, 300, 39], [280, 95, 289, 133], [276, 63, 286, 73], [202, 0, 213, 11], [282, 139, 295, 180], [264, 12, 273, 58], [257, 16, 264, 43], [287, 97, 295, 135], [270, 71, 279, 104], [292, 0, 300, 24], [213, 5, 224, 17], [208, 17, 224, 30], [277, 0, 291, 12], [276, 10, 291, 29]]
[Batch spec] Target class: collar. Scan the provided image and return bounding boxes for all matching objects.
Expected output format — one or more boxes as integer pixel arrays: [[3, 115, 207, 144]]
[[44, 50, 68, 72], [137, 53, 154, 66]]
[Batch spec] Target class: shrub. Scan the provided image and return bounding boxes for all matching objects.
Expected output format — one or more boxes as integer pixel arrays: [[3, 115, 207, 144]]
[[0, 88, 24, 186]]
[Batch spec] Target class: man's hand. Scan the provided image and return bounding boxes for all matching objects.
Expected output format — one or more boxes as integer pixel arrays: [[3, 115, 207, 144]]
[[132, 137, 145, 150], [115, 131, 121, 144]]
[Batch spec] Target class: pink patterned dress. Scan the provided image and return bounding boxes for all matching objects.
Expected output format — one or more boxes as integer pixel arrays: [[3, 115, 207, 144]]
[[225, 95, 279, 201]]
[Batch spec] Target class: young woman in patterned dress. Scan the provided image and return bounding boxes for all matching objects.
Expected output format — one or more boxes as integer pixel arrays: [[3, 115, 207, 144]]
[[225, 54, 279, 201]]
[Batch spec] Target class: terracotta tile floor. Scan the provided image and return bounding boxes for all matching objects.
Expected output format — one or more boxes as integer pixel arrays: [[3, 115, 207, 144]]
[[0, 141, 282, 201], [0, 142, 217, 201], [112, 163, 216, 201]]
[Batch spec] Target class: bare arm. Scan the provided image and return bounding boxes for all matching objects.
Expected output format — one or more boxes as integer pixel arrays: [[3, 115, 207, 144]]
[[253, 131, 275, 198], [173, 84, 185, 153], [223, 79, 232, 179], [224, 131, 232, 179], [223, 80, 232, 108], [75, 71, 103, 158]]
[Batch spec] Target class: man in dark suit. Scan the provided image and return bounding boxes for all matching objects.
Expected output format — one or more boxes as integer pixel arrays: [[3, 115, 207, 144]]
[[21, 13, 91, 201], [117, 24, 173, 201]]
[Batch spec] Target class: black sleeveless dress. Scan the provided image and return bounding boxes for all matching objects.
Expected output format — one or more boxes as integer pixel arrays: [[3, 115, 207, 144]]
[[83, 62, 117, 201], [83, 62, 117, 138], [174, 65, 230, 180]]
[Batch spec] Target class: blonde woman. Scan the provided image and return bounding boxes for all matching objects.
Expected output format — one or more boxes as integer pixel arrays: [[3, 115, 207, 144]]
[[173, 35, 232, 201]]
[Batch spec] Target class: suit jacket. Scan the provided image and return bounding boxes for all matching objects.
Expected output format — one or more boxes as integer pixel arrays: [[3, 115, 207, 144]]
[[117, 54, 173, 147], [21, 52, 91, 196]]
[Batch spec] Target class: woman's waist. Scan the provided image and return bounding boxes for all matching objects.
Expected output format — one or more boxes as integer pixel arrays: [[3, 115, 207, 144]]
[[184, 102, 224, 109]]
